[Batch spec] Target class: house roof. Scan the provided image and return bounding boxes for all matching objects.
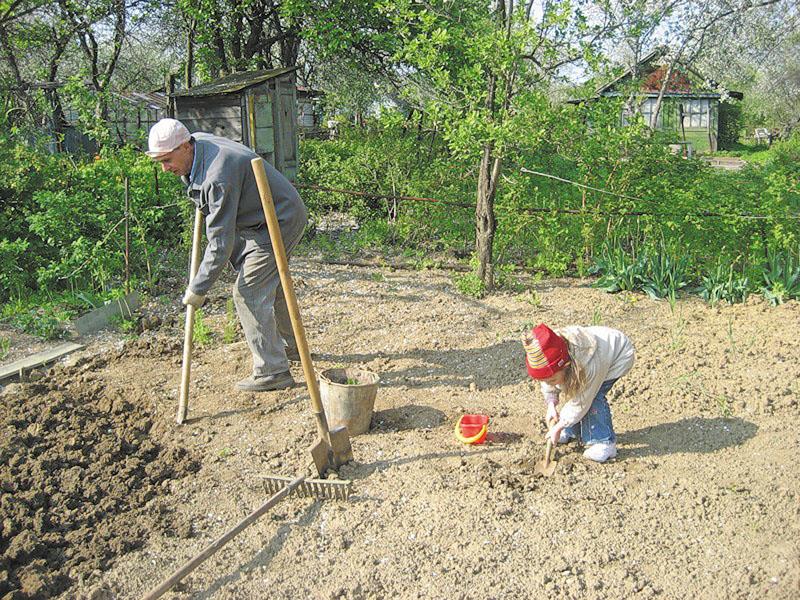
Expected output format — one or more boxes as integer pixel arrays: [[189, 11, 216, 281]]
[[172, 67, 298, 98], [115, 90, 167, 110], [571, 49, 742, 103]]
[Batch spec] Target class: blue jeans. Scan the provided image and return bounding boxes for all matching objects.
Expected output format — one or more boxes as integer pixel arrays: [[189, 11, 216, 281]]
[[563, 378, 617, 445]]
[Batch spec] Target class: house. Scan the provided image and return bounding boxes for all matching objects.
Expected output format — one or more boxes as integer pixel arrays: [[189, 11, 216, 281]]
[[171, 67, 299, 180], [573, 50, 743, 152], [44, 84, 168, 154], [296, 85, 325, 135]]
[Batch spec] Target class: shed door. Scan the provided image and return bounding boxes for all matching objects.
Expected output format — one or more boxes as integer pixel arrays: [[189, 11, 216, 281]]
[[253, 93, 275, 162], [273, 79, 297, 180]]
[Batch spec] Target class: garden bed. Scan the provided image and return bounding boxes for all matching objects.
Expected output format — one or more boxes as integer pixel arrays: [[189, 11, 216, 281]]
[[1, 258, 798, 599]]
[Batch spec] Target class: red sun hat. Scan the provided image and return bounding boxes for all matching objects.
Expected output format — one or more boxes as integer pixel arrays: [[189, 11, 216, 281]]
[[524, 323, 569, 379]]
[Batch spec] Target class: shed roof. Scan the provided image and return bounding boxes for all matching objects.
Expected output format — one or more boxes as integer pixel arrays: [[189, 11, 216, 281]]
[[172, 67, 297, 98]]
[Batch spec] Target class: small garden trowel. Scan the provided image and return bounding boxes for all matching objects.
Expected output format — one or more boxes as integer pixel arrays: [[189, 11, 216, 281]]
[[534, 418, 559, 477]]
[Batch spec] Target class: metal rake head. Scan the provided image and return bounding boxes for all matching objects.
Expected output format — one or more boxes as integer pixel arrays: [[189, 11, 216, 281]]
[[261, 474, 352, 501]]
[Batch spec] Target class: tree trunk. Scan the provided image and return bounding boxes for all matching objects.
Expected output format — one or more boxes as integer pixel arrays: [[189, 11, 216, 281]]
[[476, 143, 499, 291], [185, 19, 195, 88]]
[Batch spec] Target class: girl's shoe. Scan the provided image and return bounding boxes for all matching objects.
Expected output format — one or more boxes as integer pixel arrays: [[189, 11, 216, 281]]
[[583, 442, 617, 462], [558, 430, 576, 444]]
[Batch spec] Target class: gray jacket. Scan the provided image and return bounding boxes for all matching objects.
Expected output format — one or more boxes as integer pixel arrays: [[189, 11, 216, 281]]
[[183, 133, 307, 295]]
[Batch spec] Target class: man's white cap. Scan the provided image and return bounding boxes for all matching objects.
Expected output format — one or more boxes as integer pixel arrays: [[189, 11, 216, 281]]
[[146, 118, 191, 157]]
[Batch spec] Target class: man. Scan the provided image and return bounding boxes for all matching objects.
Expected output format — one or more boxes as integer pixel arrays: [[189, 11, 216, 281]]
[[146, 118, 308, 392]]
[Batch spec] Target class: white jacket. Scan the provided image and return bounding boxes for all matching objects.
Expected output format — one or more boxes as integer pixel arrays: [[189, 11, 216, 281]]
[[540, 326, 635, 428]]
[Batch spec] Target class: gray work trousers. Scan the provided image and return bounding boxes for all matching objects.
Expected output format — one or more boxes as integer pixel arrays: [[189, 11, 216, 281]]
[[231, 223, 304, 377]]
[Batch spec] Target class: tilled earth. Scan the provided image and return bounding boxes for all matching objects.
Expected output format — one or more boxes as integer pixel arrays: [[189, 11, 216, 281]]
[[1, 258, 799, 600]]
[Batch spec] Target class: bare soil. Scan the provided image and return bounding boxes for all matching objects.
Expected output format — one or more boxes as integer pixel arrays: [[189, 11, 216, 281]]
[[1, 258, 799, 600]]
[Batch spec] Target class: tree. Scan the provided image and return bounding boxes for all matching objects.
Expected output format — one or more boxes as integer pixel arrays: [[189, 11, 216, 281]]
[[177, 0, 304, 81], [292, 0, 612, 290]]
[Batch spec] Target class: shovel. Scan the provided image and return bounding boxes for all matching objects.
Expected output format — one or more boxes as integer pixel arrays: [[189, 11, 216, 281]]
[[176, 208, 204, 425], [251, 158, 353, 477], [534, 417, 559, 477]]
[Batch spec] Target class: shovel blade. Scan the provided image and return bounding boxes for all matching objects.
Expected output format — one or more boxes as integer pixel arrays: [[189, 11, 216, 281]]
[[534, 457, 558, 477], [310, 438, 332, 478], [309, 426, 353, 477], [533, 441, 557, 477], [328, 425, 353, 467]]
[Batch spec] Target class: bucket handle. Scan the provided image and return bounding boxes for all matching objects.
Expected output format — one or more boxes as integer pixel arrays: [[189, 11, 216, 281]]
[[453, 415, 488, 445]]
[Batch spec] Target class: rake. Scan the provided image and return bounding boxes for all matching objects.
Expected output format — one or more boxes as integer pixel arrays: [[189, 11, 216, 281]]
[[143, 467, 351, 600], [261, 474, 352, 500]]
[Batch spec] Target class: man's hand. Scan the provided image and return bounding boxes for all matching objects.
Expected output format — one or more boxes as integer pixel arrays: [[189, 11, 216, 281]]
[[182, 288, 206, 308], [546, 422, 563, 446]]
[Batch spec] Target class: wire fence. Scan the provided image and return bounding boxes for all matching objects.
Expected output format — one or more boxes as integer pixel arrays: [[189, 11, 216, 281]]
[[297, 168, 800, 221]]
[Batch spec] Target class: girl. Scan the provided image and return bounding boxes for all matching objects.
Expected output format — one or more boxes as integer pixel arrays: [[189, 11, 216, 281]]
[[523, 323, 635, 462]]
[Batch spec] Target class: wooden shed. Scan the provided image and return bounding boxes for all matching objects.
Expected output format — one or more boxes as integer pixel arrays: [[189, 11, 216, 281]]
[[172, 67, 299, 180]]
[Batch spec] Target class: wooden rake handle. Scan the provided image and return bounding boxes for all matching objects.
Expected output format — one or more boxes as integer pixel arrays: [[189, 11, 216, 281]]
[[142, 473, 306, 600], [250, 158, 332, 441]]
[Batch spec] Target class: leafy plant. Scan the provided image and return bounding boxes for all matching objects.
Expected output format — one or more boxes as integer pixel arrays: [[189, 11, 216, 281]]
[[524, 289, 542, 307], [699, 261, 750, 305], [192, 310, 213, 346], [760, 249, 800, 305], [591, 306, 602, 325], [454, 272, 486, 298], [110, 314, 138, 334], [715, 395, 734, 418], [0, 336, 9, 360], [8, 308, 70, 340], [590, 240, 646, 293], [639, 244, 691, 300]]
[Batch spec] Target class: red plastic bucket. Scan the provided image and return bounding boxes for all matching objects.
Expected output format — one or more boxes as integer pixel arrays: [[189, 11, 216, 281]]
[[454, 414, 489, 445]]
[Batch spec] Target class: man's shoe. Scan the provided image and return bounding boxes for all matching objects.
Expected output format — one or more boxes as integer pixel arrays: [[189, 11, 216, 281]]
[[235, 371, 295, 392], [583, 442, 617, 463]]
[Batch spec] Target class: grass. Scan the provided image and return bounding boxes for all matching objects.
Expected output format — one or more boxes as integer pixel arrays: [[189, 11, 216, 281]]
[[222, 298, 238, 343], [669, 305, 686, 352], [715, 140, 773, 163], [0, 336, 9, 360]]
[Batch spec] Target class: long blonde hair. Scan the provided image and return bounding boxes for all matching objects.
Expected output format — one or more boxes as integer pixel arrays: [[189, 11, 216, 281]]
[[559, 338, 587, 400]]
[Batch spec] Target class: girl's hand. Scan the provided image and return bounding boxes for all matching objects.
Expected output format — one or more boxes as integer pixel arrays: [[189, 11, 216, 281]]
[[546, 402, 559, 424], [547, 423, 563, 445]]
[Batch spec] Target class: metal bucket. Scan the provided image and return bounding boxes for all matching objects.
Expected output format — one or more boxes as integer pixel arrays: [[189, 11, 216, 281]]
[[319, 368, 379, 436]]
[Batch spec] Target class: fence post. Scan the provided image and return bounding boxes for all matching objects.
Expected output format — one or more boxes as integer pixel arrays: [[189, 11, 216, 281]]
[[124, 176, 130, 294]]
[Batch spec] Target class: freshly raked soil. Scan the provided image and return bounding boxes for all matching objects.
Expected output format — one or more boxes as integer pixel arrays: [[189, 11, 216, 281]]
[[1, 258, 798, 600]]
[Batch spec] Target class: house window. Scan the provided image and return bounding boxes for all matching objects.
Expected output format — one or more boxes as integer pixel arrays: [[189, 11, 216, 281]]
[[640, 98, 662, 128], [621, 98, 662, 128], [681, 99, 708, 128]]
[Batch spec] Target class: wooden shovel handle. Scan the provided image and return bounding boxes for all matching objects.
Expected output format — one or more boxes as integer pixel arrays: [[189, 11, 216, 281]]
[[176, 208, 204, 425], [250, 159, 331, 440], [543, 417, 558, 465]]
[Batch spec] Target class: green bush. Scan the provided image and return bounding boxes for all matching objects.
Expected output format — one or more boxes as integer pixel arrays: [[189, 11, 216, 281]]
[[0, 134, 186, 304]]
